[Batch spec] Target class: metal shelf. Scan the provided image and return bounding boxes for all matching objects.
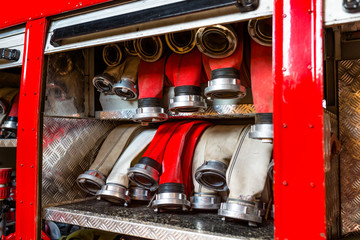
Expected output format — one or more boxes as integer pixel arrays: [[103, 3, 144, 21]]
[[43, 199, 274, 240], [0, 139, 17, 148]]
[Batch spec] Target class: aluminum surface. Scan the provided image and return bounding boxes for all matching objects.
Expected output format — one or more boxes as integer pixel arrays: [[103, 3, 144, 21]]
[[338, 59, 360, 236], [43, 199, 274, 240], [0, 140, 17, 148], [44, 0, 272, 54], [0, 26, 25, 69], [42, 117, 116, 206]]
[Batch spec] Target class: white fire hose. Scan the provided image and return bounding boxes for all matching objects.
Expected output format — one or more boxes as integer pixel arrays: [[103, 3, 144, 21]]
[[218, 125, 273, 226], [195, 125, 246, 191], [113, 56, 140, 100], [191, 129, 221, 210], [96, 128, 157, 205], [77, 124, 143, 195]]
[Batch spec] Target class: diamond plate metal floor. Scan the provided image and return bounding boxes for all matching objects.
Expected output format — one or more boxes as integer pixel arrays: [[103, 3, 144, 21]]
[[43, 199, 274, 240]]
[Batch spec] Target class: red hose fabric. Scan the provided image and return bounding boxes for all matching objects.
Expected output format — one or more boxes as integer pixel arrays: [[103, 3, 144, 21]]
[[8, 94, 19, 117], [138, 57, 166, 99], [165, 53, 182, 87], [142, 121, 187, 166], [202, 26, 244, 80], [176, 49, 202, 87], [250, 40, 273, 113], [181, 122, 212, 196], [159, 121, 206, 185]]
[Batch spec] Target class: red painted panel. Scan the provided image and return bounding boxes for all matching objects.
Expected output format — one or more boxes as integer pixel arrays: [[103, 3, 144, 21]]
[[0, 0, 112, 29], [15, 18, 47, 240], [273, 0, 326, 239]]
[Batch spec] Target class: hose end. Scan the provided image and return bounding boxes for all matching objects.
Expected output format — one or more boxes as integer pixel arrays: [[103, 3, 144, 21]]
[[248, 18, 272, 47], [204, 68, 246, 100], [132, 107, 168, 123], [92, 74, 115, 94], [152, 183, 190, 212], [195, 160, 228, 192], [113, 79, 138, 100], [249, 113, 273, 141], [190, 193, 221, 210], [77, 170, 106, 195], [218, 199, 266, 225], [129, 186, 154, 202], [128, 163, 160, 191], [96, 183, 130, 205], [165, 30, 196, 54]]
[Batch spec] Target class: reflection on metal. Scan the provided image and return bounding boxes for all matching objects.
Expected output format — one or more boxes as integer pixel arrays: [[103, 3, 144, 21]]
[[338, 59, 360, 236], [42, 117, 116, 206], [0, 26, 25, 69], [96, 104, 255, 120], [43, 199, 274, 240]]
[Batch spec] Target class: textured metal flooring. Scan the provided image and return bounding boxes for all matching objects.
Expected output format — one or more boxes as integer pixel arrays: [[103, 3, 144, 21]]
[[43, 199, 274, 240]]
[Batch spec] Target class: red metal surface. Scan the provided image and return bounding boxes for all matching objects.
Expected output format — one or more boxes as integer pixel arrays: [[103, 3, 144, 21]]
[[182, 122, 212, 196], [250, 40, 273, 113], [0, 0, 112, 29], [138, 57, 166, 99], [15, 18, 47, 240], [160, 121, 204, 185], [273, 0, 325, 239]]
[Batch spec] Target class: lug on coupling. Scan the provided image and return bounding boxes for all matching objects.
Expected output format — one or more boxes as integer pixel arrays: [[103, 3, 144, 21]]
[[195, 160, 228, 192], [77, 170, 106, 195], [113, 79, 137, 100], [96, 183, 130, 206], [132, 107, 168, 123], [190, 192, 221, 210], [128, 163, 160, 192], [218, 199, 266, 226]]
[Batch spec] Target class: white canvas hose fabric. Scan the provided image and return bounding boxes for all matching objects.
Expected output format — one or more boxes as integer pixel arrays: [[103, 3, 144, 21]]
[[195, 125, 246, 191], [191, 129, 221, 210], [77, 124, 143, 195], [96, 129, 157, 205], [218, 125, 273, 225]]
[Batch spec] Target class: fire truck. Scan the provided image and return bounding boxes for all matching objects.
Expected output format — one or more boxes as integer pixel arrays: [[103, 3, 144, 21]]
[[0, 0, 357, 239]]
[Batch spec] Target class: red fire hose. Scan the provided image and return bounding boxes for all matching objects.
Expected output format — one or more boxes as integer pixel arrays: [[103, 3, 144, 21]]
[[181, 122, 212, 197], [1, 94, 19, 138], [167, 49, 206, 112], [202, 25, 246, 100], [128, 121, 187, 191], [133, 57, 168, 123], [152, 121, 209, 212], [249, 40, 273, 140]]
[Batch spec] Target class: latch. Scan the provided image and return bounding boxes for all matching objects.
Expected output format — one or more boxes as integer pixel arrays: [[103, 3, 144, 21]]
[[0, 48, 20, 62]]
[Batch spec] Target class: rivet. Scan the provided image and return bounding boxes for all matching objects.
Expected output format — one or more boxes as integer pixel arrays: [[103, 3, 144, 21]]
[[283, 123, 287, 128], [310, 182, 315, 188], [24, 93, 26, 96], [32, 128, 35, 131], [307, 65, 312, 70], [22, 128, 24, 131], [31, 165, 34, 168], [30, 202, 33, 205], [283, 181, 288, 186], [27, 58, 29, 61], [308, 9, 313, 14], [20, 201, 23, 203], [34, 92, 37, 95], [20, 164, 23, 167], [282, 67, 287, 72], [309, 124, 314, 128], [36, 57, 39, 60], [282, 14, 287, 18]]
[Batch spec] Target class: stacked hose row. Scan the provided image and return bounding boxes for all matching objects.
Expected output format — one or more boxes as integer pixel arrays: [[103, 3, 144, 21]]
[[92, 18, 274, 139], [76, 120, 273, 226]]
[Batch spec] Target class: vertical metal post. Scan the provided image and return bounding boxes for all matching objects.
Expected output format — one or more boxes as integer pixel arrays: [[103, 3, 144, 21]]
[[15, 18, 47, 240], [273, 0, 325, 239]]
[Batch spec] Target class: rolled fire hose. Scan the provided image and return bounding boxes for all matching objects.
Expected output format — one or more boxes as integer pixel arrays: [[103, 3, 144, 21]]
[[132, 57, 168, 123], [199, 25, 246, 100], [218, 125, 273, 226], [93, 44, 125, 94], [165, 30, 196, 54], [0, 88, 19, 125], [134, 36, 164, 63], [152, 121, 209, 212], [191, 129, 221, 210], [77, 124, 142, 195], [96, 129, 157, 205], [113, 56, 140, 100], [124, 41, 138, 56], [1, 94, 19, 139], [195, 125, 246, 191], [182, 122, 212, 197], [128, 121, 187, 191], [166, 49, 206, 112], [248, 38, 273, 141]]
